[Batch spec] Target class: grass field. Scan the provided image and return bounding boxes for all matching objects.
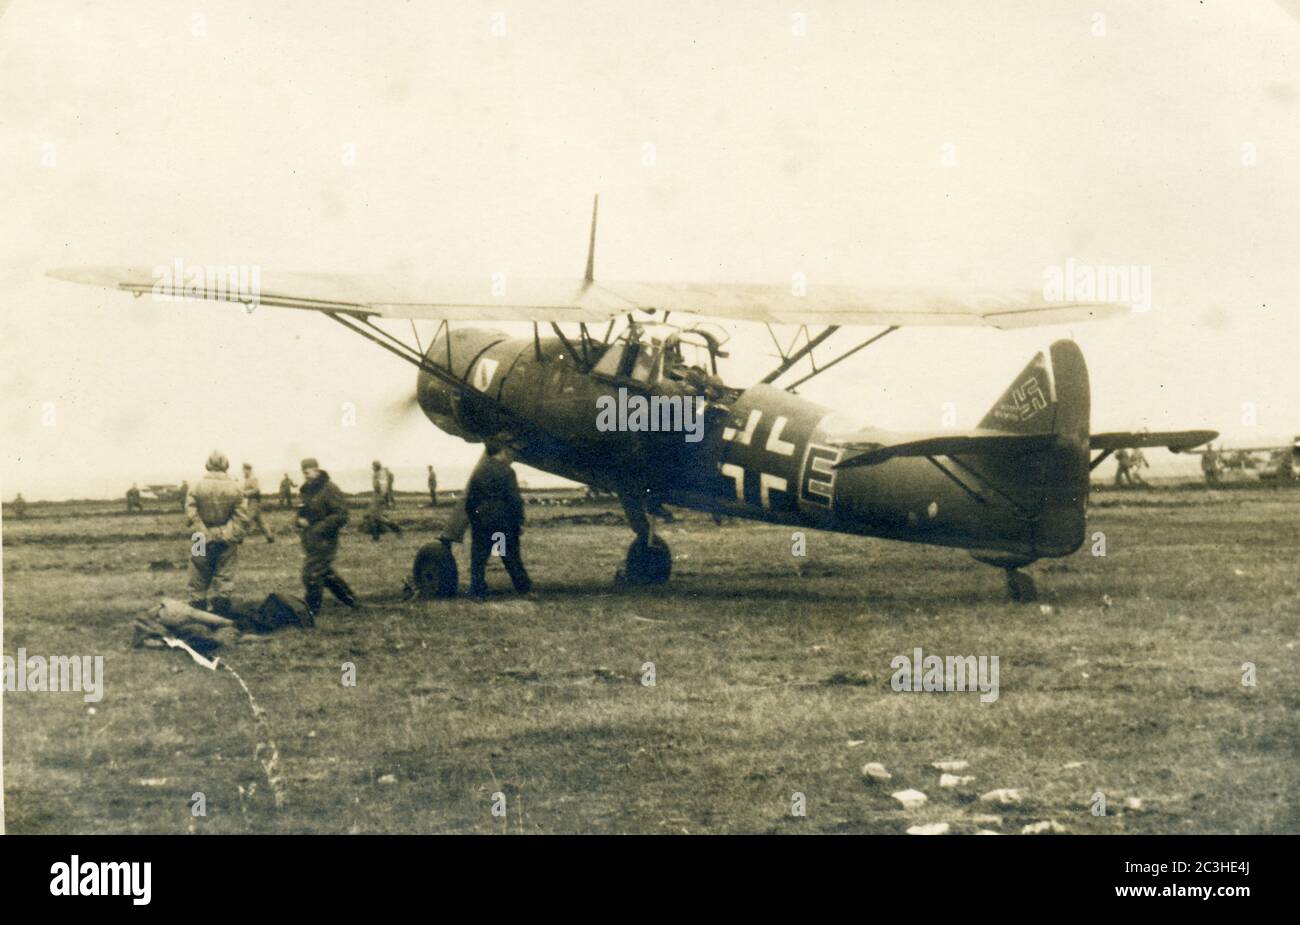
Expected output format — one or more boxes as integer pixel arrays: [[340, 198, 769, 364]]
[[3, 486, 1297, 834]]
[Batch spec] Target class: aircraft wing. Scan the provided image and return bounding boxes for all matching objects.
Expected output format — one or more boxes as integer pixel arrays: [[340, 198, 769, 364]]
[[830, 429, 1059, 469], [592, 281, 1125, 329], [1090, 431, 1218, 452], [47, 267, 1125, 329]]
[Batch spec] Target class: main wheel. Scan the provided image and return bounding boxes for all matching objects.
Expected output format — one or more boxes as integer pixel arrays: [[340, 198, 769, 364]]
[[1005, 569, 1037, 603], [621, 536, 672, 586], [412, 542, 459, 598]]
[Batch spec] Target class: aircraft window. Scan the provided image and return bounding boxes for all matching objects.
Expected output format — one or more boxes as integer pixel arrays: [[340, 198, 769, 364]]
[[593, 343, 630, 378], [631, 342, 660, 382]]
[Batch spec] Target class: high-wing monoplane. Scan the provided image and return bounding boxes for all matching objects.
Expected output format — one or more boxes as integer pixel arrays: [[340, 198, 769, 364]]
[[49, 198, 1216, 600]]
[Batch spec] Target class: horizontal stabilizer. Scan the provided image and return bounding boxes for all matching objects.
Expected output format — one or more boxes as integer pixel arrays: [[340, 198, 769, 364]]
[[832, 429, 1058, 469], [1091, 430, 1218, 452]]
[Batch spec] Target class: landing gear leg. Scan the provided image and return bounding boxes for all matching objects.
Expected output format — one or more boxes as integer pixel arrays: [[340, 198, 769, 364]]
[[618, 491, 672, 586], [1005, 568, 1037, 603]]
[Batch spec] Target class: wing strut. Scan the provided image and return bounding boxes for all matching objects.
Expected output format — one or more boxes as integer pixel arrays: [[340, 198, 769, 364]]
[[1089, 449, 1114, 471], [783, 326, 900, 391], [761, 325, 839, 384], [323, 312, 466, 394]]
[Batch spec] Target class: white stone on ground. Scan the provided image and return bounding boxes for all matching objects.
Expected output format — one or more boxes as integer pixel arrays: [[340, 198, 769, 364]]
[[1021, 820, 1066, 835], [891, 789, 927, 809], [861, 762, 891, 781]]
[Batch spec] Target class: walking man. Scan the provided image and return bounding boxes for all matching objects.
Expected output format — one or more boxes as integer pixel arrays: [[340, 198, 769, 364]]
[[1129, 447, 1149, 486], [296, 457, 358, 616], [242, 462, 275, 542], [1113, 449, 1134, 487]]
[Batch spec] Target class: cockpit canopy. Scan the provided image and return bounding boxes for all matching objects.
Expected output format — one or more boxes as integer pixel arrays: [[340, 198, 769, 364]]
[[592, 323, 730, 388]]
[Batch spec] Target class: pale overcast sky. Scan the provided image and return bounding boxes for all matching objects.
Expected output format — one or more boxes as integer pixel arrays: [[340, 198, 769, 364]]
[[3, 0, 1299, 499]]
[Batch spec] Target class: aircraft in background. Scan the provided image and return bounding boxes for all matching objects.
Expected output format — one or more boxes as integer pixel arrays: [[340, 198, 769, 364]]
[[49, 198, 1215, 601], [1190, 439, 1299, 485]]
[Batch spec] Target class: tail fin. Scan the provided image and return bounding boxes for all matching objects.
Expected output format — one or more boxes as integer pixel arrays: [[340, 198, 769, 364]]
[[968, 340, 1091, 558]]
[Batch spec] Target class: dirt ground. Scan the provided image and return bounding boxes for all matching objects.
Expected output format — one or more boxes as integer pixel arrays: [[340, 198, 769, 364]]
[[3, 485, 1297, 833]]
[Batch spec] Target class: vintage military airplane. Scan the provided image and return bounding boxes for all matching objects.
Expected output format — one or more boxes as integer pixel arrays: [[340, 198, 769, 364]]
[[49, 198, 1215, 600], [143, 483, 186, 503]]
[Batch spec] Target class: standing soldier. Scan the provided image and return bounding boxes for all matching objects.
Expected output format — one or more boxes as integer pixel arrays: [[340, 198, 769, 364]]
[[279, 472, 296, 508], [11, 493, 28, 519], [178, 480, 189, 512], [241, 462, 275, 542], [465, 439, 531, 600], [185, 451, 249, 614], [364, 460, 401, 540], [1113, 449, 1133, 487], [384, 466, 396, 507], [1201, 445, 1221, 485], [427, 464, 438, 507], [296, 457, 358, 616], [126, 483, 144, 513]]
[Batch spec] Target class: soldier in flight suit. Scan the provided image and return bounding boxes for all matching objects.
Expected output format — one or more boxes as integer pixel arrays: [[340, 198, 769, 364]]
[[296, 457, 358, 615], [185, 451, 249, 614], [278, 473, 296, 508], [126, 483, 144, 513], [241, 463, 275, 542], [363, 460, 401, 540], [465, 440, 531, 600]]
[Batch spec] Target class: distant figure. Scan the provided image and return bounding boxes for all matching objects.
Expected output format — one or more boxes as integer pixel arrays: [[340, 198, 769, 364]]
[[1112, 450, 1128, 486], [178, 480, 189, 512], [1201, 446, 1221, 485], [185, 450, 249, 614], [241, 462, 275, 542], [126, 483, 144, 513], [11, 492, 27, 519], [465, 439, 531, 600], [427, 464, 438, 507], [1114, 449, 1137, 487], [279, 473, 296, 508], [1129, 448, 1149, 485], [384, 466, 396, 507], [364, 460, 401, 540], [296, 457, 357, 616]]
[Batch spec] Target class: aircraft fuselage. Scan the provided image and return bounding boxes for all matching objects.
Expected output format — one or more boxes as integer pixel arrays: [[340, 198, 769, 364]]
[[417, 328, 1087, 563]]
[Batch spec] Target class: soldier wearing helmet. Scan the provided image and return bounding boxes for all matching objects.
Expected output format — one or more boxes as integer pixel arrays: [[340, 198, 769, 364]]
[[184, 450, 250, 614]]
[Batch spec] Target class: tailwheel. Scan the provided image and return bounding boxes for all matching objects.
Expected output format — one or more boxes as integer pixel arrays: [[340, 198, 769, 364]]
[[1005, 568, 1037, 603], [618, 536, 672, 586], [410, 541, 459, 598]]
